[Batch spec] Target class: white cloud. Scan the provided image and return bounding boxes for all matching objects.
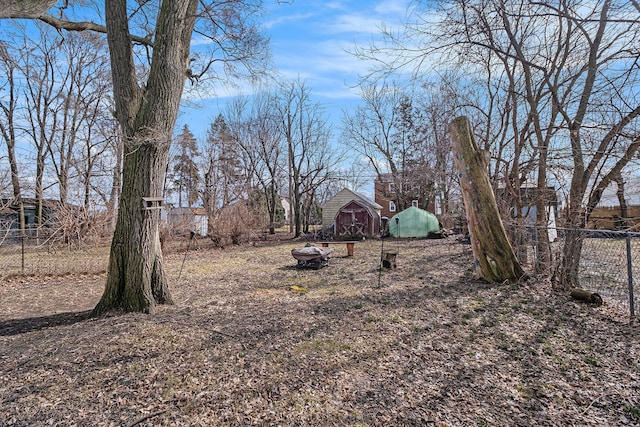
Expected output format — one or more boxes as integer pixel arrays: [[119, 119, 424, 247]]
[[264, 12, 317, 30], [180, 0, 415, 136], [322, 14, 385, 35], [373, 0, 408, 16]]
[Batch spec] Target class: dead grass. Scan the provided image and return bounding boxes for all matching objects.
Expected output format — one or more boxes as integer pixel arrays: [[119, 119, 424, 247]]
[[1, 237, 639, 426], [0, 243, 109, 278]]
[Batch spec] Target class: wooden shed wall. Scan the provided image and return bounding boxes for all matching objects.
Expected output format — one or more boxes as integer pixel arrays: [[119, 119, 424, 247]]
[[334, 200, 380, 237], [322, 189, 365, 228], [588, 206, 640, 230]]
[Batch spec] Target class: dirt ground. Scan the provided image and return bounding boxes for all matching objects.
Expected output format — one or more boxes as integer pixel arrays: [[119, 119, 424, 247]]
[[1, 237, 639, 426]]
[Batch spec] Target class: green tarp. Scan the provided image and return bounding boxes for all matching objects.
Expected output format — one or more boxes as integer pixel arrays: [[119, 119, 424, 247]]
[[389, 206, 440, 238]]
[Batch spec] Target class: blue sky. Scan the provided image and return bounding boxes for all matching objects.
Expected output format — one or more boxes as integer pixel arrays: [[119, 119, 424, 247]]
[[178, 0, 411, 140]]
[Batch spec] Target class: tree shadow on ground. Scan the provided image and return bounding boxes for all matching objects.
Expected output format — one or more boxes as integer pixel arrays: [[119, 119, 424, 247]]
[[0, 310, 93, 336]]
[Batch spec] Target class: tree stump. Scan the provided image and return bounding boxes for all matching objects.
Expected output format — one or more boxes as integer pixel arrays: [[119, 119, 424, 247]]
[[382, 250, 398, 269], [449, 116, 526, 283]]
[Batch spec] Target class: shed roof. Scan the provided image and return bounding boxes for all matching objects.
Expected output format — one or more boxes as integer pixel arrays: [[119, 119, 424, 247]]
[[321, 188, 381, 210]]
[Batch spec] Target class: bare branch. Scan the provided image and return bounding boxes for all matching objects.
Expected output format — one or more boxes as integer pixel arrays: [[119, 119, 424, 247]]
[[38, 13, 153, 46]]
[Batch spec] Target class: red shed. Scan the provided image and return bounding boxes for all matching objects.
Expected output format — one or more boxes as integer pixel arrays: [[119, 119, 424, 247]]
[[334, 200, 381, 238]]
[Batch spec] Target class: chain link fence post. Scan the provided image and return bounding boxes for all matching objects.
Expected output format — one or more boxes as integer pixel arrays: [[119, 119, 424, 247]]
[[626, 233, 635, 318]]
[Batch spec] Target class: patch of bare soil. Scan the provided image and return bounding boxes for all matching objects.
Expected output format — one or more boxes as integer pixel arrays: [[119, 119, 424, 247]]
[[1, 238, 639, 426]]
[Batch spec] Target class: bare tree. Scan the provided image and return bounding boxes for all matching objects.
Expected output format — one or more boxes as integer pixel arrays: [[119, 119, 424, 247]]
[[21, 27, 60, 230], [359, 0, 640, 288], [0, 0, 270, 314], [342, 81, 433, 212], [275, 79, 334, 237], [202, 114, 246, 214], [0, 41, 25, 233], [78, 107, 120, 214], [342, 82, 402, 182], [95, 1, 268, 314], [227, 94, 285, 235], [45, 31, 114, 209], [448, 1, 640, 288], [416, 81, 460, 220]]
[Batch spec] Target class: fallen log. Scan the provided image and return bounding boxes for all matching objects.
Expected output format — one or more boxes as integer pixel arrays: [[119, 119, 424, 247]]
[[570, 288, 603, 306]]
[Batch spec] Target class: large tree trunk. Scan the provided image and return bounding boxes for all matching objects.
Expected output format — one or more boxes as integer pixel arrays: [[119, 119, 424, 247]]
[[554, 226, 584, 289], [0, 0, 57, 18], [93, 0, 198, 315], [449, 116, 526, 283], [94, 140, 172, 313]]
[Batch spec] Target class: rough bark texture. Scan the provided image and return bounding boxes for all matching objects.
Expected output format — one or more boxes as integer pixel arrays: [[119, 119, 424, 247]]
[[614, 172, 628, 229], [554, 227, 584, 289], [0, 0, 196, 313], [0, 0, 56, 18], [93, 0, 198, 315], [449, 116, 526, 283]]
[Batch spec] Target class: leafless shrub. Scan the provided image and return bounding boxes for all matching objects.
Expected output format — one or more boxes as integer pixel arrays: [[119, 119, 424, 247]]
[[46, 205, 114, 248], [208, 201, 263, 247]]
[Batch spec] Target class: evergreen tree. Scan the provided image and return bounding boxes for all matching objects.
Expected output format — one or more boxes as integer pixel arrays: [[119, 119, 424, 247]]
[[171, 125, 200, 208]]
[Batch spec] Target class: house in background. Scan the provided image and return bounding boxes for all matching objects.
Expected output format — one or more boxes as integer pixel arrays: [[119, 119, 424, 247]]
[[0, 198, 64, 241], [321, 188, 382, 232], [167, 207, 208, 236], [374, 174, 397, 219], [374, 173, 433, 219], [496, 186, 560, 241]]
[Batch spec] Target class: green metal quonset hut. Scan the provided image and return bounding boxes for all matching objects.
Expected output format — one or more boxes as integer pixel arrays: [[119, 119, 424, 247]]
[[389, 206, 440, 238]]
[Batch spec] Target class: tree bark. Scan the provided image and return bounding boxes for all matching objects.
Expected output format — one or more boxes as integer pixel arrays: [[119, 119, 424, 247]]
[[554, 226, 584, 289], [0, 0, 266, 313], [0, 0, 56, 18], [614, 172, 628, 229], [449, 116, 526, 283], [93, 0, 198, 315], [535, 141, 552, 274]]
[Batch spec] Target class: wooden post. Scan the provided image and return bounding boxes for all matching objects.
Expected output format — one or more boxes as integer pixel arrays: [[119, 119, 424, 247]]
[[449, 116, 526, 283], [346, 242, 355, 257]]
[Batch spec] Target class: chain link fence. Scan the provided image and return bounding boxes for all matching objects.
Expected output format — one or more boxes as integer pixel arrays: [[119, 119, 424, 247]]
[[510, 224, 640, 317], [3, 222, 639, 317], [0, 229, 201, 280], [0, 229, 110, 279]]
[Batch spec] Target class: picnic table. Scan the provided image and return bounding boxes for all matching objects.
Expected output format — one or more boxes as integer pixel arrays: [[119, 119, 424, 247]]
[[318, 240, 359, 257]]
